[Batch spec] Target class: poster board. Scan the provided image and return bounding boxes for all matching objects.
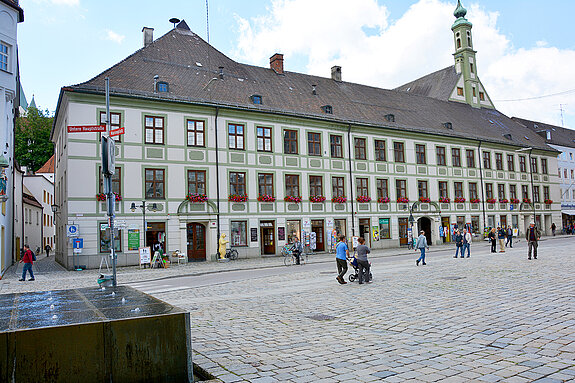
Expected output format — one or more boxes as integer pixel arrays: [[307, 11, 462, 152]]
[[128, 229, 140, 251], [139, 247, 151, 268], [372, 225, 380, 241], [352, 236, 359, 250]]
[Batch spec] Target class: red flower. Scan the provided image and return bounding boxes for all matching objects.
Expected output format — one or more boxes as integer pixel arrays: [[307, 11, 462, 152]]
[[356, 195, 371, 203], [284, 195, 302, 203], [228, 194, 248, 202], [454, 197, 466, 203], [309, 195, 326, 203], [332, 196, 347, 204], [186, 193, 208, 203], [257, 194, 276, 202], [377, 197, 390, 203], [439, 197, 451, 203], [397, 197, 409, 203]]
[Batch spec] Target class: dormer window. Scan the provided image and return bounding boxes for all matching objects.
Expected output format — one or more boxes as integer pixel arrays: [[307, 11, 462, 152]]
[[322, 105, 333, 114], [251, 95, 263, 105], [157, 81, 169, 93], [479, 92, 485, 101], [443, 122, 453, 130], [457, 87, 464, 96], [503, 134, 512, 140], [385, 114, 395, 123]]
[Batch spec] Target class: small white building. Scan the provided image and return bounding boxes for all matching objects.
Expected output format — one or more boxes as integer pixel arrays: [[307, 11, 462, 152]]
[[23, 162, 55, 253], [22, 185, 42, 254]]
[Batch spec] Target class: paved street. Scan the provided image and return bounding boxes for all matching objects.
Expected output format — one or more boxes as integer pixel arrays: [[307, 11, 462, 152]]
[[2, 236, 575, 382]]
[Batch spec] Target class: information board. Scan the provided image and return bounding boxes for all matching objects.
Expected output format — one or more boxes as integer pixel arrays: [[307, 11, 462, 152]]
[[250, 228, 258, 242], [352, 236, 359, 249], [278, 227, 285, 241], [128, 229, 140, 251], [139, 247, 151, 266], [372, 225, 380, 241]]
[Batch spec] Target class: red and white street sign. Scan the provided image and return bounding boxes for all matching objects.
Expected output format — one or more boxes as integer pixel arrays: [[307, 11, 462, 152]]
[[67, 125, 106, 133], [110, 127, 125, 137]]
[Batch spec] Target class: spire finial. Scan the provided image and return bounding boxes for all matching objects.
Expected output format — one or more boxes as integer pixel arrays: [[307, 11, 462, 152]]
[[454, 0, 467, 19]]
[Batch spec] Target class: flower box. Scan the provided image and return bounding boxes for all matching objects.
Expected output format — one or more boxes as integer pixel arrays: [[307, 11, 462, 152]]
[[377, 197, 390, 203], [258, 194, 276, 202], [228, 194, 248, 202], [510, 198, 520, 204], [454, 197, 466, 203], [332, 196, 347, 204], [522, 198, 531, 204], [96, 193, 121, 201], [419, 197, 431, 203], [396, 197, 409, 203], [284, 195, 302, 203], [499, 198, 509, 203], [186, 193, 208, 203], [356, 195, 371, 203], [470, 198, 480, 203], [309, 195, 326, 203], [439, 197, 450, 203], [486, 198, 497, 204], [544, 199, 553, 205]]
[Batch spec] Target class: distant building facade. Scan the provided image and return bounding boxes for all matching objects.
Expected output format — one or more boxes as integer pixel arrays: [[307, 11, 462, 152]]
[[22, 185, 42, 254], [23, 170, 55, 253]]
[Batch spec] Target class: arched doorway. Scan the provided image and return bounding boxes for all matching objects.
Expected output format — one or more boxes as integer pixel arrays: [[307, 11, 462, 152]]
[[417, 217, 432, 245], [187, 222, 206, 261]]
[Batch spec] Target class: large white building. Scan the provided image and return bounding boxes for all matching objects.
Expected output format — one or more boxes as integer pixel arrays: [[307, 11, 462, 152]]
[[0, 0, 23, 275], [51, 3, 561, 269]]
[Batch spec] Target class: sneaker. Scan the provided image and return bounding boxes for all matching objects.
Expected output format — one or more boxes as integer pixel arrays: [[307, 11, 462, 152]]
[[18, 278, 25, 281], [416, 260, 420, 266], [28, 278, 35, 281]]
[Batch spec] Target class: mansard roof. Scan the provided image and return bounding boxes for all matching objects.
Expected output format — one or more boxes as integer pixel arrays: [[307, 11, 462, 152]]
[[61, 23, 552, 152]]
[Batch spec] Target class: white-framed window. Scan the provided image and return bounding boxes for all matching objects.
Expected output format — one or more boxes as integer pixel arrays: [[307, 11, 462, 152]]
[[0, 42, 9, 72]]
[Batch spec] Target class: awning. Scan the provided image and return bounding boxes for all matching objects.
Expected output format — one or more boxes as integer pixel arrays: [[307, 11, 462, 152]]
[[561, 210, 575, 216]]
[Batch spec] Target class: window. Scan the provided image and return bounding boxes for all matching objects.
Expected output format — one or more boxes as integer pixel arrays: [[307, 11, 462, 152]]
[[145, 115, 164, 144], [309, 176, 323, 197], [251, 95, 262, 104], [145, 169, 165, 199], [99, 167, 121, 195], [322, 105, 333, 114], [466, 149, 475, 168], [418, 180, 428, 199], [485, 183, 493, 200], [100, 111, 122, 142], [507, 154, 515, 172], [519, 156, 527, 172], [376, 179, 388, 199], [395, 179, 407, 199], [495, 153, 503, 170], [530, 157, 538, 173], [572, 169, 574, 179], [498, 184, 505, 200], [521, 185, 529, 200], [483, 151, 491, 169], [187, 119, 205, 147], [285, 175, 300, 197], [228, 123, 245, 150], [354, 138, 366, 160], [99, 223, 121, 253], [375, 140, 386, 161], [470, 63, 474, 74], [229, 172, 246, 196], [457, 87, 463, 96], [0, 43, 8, 71], [469, 183, 478, 200], [533, 186, 540, 203], [438, 181, 448, 198], [393, 142, 405, 163], [284, 130, 298, 154], [543, 186, 550, 201], [565, 169, 568, 179], [436, 146, 446, 166], [452, 148, 461, 167], [356, 177, 368, 196], [510, 185, 517, 200], [257, 126, 272, 152], [187, 170, 206, 195], [258, 173, 274, 196], [156, 81, 169, 92], [330, 135, 343, 158], [472, 87, 476, 97], [231, 221, 248, 246], [479, 92, 485, 101], [332, 177, 345, 198], [541, 158, 548, 174], [454, 182, 463, 199], [307, 132, 321, 156], [416, 144, 426, 164], [379, 218, 391, 239]]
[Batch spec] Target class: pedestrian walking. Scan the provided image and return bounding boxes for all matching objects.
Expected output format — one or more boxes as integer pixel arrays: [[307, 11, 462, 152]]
[[335, 235, 349, 284], [526, 222, 541, 260], [453, 229, 463, 258], [292, 237, 303, 265], [415, 231, 429, 266], [19, 245, 35, 281], [488, 228, 496, 253], [505, 225, 513, 248], [45, 244, 51, 258], [551, 222, 556, 236], [462, 228, 471, 257], [497, 226, 506, 253], [355, 237, 371, 284]]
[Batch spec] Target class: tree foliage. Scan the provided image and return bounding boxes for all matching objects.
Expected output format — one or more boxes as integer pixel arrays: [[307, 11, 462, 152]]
[[15, 107, 54, 172]]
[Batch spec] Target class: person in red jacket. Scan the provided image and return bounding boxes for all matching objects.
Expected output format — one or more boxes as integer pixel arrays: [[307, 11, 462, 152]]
[[19, 245, 35, 281]]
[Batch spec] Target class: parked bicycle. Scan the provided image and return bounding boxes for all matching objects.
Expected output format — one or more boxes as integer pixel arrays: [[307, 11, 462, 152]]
[[225, 248, 238, 260]]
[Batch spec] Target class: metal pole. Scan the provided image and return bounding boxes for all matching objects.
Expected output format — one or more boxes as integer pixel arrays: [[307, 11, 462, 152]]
[[214, 107, 221, 258], [347, 124, 355, 236], [477, 141, 486, 233], [106, 77, 117, 287], [142, 201, 147, 247], [529, 149, 536, 228]]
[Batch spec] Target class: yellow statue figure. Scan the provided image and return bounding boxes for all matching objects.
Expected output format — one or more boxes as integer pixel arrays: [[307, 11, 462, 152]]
[[218, 233, 229, 260]]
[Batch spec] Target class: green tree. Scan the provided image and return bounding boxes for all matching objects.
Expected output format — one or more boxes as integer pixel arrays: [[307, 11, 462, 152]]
[[15, 107, 54, 172]]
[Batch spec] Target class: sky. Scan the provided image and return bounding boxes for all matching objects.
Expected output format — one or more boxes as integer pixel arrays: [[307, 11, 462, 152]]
[[17, 0, 575, 131]]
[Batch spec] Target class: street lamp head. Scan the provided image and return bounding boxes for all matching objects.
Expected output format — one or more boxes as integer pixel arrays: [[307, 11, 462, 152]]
[[151, 203, 158, 211], [51, 204, 58, 213], [130, 202, 136, 212]]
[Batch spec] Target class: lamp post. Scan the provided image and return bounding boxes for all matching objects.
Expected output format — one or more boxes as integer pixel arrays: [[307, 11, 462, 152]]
[[516, 147, 536, 228], [130, 201, 158, 248]]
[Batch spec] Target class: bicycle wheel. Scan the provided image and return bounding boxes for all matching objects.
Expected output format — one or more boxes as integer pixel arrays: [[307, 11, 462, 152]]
[[284, 255, 293, 266], [229, 249, 238, 260]]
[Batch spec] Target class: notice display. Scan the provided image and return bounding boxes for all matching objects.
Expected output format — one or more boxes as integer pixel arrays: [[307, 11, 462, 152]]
[[278, 227, 285, 241], [67, 125, 106, 133], [250, 228, 258, 242], [128, 229, 140, 251], [139, 247, 151, 266]]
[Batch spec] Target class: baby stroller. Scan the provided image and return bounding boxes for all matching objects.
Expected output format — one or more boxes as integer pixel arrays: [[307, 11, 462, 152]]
[[347, 255, 372, 283]]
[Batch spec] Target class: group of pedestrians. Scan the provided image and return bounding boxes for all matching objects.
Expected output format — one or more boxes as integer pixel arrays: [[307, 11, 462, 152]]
[[335, 235, 371, 285], [452, 229, 472, 258], [487, 225, 515, 253]]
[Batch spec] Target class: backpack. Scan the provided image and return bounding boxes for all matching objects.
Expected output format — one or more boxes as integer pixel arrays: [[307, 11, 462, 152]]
[[31, 250, 36, 261]]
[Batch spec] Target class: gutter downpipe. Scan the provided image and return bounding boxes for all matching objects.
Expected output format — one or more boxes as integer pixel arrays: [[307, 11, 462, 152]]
[[347, 124, 355, 236], [214, 106, 221, 257], [478, 140, 486, 234]]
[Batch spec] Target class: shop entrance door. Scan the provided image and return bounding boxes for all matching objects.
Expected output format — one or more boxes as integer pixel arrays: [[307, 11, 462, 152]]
[[146, 222, 166, 253], [311, 220, 325, 251], [500, 215, 507, 229], [441, 217, 451, 242], [418, 217, 432, 245], [260, 221, 275, 255], [358, 218, 371, 246], [186, 222, 206, 261], [398, 218, 408, 246]]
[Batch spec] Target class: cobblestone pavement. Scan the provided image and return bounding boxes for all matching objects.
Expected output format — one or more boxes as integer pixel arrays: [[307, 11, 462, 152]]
[[2, 237, 575, 382]]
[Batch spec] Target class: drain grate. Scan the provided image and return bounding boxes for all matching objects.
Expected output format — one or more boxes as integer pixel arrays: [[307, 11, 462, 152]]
[[441, 276, 466, 280], [307, 314, 336, 321]]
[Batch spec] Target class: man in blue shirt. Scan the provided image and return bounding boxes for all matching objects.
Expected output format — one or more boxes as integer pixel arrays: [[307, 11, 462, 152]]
[[335, 235, 349, 284]]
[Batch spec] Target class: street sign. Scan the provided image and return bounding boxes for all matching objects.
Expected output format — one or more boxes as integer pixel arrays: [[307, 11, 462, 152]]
[[73, 238, 83, 254], [67, 125, 106, 133], [110, 127, 125, 137], [66, 224, 79, 237], [115, 220, 127, 228]]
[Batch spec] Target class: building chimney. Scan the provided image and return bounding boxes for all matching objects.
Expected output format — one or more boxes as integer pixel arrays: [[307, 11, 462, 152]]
[[331, 66, 342, 81], [142, 27, 154, 47], [270, 53, 284, 74], [218, 66, 224, 79]]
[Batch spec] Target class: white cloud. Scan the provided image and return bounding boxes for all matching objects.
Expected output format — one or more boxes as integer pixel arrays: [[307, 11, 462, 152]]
[[51, 0, 79, 5], [105, 30, 125, 44], [233, 0, 575, 129]]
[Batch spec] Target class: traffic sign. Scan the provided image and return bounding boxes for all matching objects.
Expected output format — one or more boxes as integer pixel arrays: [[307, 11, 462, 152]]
[[110, 127, 125, 137], [66, 224, 79, 237], [67, 125, 106, 133], [73, 238, 84, 249]]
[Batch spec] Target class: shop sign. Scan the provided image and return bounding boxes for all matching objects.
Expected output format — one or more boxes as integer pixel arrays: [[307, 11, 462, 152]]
[[128, 229, 140, 251], [250, 228, 258, 242], [277, 227, 285, 241]]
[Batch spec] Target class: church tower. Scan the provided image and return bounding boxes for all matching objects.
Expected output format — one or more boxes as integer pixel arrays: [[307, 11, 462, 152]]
[[450, 0, 493, 109]]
